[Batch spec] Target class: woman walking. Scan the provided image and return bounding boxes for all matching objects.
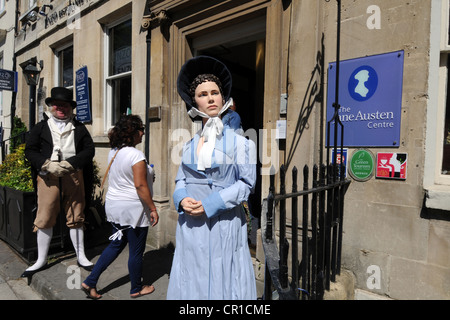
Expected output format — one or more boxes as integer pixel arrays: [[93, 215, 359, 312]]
[[82, 115, 158, 299]]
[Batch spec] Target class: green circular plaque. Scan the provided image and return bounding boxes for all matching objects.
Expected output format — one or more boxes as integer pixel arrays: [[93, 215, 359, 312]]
[[349, 149, 374, 181]]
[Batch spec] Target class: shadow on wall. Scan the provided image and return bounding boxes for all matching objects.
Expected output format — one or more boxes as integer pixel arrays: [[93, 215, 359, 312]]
[[285, 33, 326, 170]]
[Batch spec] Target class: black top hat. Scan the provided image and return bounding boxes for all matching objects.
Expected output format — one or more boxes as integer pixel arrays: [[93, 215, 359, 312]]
[[177, 56, 232, 113], [45, 87, 77, 109]]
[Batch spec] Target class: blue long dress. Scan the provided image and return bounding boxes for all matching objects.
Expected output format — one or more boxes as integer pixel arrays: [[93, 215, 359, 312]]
[[167, 128, 257, 300]]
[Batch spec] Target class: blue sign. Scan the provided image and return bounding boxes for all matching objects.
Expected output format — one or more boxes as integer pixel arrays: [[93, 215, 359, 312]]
[[327, 51, 404, 147], [75, 66, 92, 123], [0, 68, 18, 92]]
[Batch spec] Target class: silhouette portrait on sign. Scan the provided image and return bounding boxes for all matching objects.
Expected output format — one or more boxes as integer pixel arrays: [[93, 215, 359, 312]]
[[354, 70, 370, 98]]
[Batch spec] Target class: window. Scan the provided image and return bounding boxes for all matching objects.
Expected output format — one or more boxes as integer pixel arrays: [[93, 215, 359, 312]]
[[442, 1, 450, 174], [104, 18, 132, 129], [424, 0, 450, 210], [439, 1, 450, 176], [55, 45, 74, 88], [443, 56, 450, 174], [0, 53, 3, 116]]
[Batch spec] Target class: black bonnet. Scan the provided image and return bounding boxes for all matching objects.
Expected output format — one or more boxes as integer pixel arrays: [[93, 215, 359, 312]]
[[177, 56, 232, 113]]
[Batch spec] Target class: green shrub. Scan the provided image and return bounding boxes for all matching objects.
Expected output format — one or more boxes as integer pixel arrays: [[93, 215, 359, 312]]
[[10, 116, 28, 153], [0, 144, 34, 192]]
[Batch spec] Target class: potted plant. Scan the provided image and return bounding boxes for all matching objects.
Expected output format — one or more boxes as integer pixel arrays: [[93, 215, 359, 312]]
[[0, 116, 30, 242], [0, 143, 38, 259]]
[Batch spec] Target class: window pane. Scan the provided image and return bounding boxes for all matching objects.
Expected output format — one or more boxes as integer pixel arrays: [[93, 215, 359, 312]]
[[0, 54, 3, 116], [442, 56, 450, 174], [109, 20, 132, 76], [111, 75, 132, 125], [60, 46, 73, 87]]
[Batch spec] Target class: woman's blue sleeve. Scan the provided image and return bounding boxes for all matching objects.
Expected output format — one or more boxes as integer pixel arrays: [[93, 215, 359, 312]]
[[173, 164, 189, 214]]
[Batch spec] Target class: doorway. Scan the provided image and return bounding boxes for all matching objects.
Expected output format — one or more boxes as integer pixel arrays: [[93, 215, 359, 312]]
[[196, 37, 265, 249]]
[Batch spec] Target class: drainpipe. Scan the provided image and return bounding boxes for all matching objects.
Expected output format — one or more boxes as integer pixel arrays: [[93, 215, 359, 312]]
[[10, 0, 20, 134], [145, 30, 151, 160], [326, 0, 342, 168], [142, 10, 168, 160]]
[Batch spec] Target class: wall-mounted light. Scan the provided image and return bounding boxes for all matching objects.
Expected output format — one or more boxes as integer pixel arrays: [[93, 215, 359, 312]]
[[20, 58, 44, 129], [20, 58, 42, 86], [39, 4, 53, 17], [26, 10, 38, 22]]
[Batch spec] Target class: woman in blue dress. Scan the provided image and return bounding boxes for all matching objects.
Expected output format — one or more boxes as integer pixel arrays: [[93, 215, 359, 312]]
[[167, 56, 257, 300]]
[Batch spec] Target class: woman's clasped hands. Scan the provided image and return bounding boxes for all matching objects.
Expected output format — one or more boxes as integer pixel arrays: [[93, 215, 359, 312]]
[[180, 197, 205, 216]]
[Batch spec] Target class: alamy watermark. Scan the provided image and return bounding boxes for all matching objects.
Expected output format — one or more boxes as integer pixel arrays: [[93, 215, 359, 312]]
[[366, 265, 381, 290], [171, 128, 280, 175], [366, 5, 381, 30], [66, 5, 82, 30], [66, 265, 81, 290], [66, 264, 383, 291]]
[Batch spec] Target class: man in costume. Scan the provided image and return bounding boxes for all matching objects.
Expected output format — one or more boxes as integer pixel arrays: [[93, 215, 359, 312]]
[[22, 87, 95, 278]]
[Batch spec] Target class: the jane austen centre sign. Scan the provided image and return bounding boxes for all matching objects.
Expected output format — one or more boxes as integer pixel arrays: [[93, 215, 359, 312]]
[[327, 51, 404, 147]]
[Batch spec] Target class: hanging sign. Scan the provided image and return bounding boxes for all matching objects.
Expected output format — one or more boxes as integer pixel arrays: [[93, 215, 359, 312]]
[[349, 149, 375, 181], [75, 65, 92, 123], [0, 68, 18, 92], [376, 152, 407, 180], [327, 51, 404, 147]]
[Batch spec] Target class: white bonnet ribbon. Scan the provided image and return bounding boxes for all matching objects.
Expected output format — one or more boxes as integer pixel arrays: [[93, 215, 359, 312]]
[[188, 98, 233, 170]]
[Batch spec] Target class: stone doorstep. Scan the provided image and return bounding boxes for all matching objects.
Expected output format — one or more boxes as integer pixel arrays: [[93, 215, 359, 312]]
[[324, 269, 356, 300]]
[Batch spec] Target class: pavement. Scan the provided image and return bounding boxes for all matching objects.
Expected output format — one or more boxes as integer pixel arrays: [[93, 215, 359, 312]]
[[0, 236, 174, 300], [0, 235, 265, 301]]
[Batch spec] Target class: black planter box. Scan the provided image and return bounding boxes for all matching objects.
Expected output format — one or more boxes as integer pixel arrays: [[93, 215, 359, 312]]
[[0, 186, 6, 241], [3, 186, 69, 262]]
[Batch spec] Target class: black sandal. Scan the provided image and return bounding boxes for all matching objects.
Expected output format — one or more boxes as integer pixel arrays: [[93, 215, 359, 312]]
[[130, 285, 155, 298], [81, 283, 102, 300]]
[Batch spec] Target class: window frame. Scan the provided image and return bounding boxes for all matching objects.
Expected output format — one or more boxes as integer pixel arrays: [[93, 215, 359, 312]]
[[103, 15, 132, 133], [424, 0, 450, 210], [0, 52, 3, 116], [54, 43, 74, 89]]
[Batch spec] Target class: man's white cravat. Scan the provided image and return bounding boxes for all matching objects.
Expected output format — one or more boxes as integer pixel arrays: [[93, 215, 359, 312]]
[[188, 98, 233, 170]]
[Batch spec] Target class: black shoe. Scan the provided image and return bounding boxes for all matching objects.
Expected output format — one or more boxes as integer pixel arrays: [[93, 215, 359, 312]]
[[20, 265, 46, 285], [78, 262, 94, 271]]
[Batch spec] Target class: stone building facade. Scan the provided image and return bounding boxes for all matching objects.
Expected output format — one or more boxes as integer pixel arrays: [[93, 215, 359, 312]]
[[7, 0, 450, 299]]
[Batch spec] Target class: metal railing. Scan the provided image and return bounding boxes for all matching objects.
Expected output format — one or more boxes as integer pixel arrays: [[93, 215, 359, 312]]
[[260, 0, 349, 300], [262, 163, 350, 300]]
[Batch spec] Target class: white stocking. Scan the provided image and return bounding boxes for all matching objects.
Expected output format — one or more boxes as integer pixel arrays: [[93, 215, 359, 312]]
[[70, 227, 93, 267], [26, 228, 52, 271]]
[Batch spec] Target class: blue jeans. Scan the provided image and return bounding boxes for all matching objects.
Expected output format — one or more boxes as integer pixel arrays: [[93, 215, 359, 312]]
[[83, 223, 149, 294]]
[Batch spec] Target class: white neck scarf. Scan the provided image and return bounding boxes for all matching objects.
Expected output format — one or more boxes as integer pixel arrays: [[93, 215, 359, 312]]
[[188, 98, 233, 171]]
